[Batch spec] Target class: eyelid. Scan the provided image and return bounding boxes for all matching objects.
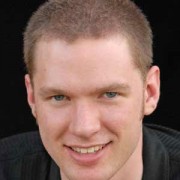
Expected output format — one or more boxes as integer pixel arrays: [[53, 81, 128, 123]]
[[102, 91, 119, 98], [52, 94, 69, 101]]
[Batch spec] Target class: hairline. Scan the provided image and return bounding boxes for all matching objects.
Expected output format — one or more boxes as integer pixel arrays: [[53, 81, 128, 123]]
[[29, 32, 149, 83]]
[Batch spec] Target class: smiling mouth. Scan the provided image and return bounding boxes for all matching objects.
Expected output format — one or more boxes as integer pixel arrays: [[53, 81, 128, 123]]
[[66, 142, 111, 165], [71, 145, 106, 154]]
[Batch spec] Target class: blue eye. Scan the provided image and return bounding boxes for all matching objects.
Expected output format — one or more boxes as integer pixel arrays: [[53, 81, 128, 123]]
[[105, 92, 118, 98], [53, 95, 66, 101]]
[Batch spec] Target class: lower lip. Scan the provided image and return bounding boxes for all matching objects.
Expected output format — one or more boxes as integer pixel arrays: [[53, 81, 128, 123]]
[[65, 143, 111, 166]]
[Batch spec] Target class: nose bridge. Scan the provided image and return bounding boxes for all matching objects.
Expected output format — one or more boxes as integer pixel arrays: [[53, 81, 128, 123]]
[[69, 100, 101, 138]]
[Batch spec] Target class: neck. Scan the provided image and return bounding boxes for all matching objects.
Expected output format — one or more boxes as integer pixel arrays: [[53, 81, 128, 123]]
[[111, 130, 143, 180]]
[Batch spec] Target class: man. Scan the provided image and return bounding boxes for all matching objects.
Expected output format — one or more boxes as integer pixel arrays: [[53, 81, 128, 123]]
[[0, 0, 180, 179]]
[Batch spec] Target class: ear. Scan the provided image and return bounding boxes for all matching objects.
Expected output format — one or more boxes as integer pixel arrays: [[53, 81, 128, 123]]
[[144, 66, 160, 115], [25, 74, 37, 118]]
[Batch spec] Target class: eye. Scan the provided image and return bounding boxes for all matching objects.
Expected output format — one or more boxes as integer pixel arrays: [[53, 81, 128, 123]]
[[53, 95, 66, 101], [104, 92, 118, 98]]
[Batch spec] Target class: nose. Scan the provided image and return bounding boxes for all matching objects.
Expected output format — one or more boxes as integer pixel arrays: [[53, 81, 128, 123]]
[[69, 101, 101, 139]]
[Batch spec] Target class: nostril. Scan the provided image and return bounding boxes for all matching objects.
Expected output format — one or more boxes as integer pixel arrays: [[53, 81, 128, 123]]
[[69, 117, 101, 138]]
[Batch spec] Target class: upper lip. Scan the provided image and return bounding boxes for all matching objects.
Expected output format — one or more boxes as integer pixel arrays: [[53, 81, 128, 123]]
[[65, 142, 111, 148], [71, 145, 105, 153]]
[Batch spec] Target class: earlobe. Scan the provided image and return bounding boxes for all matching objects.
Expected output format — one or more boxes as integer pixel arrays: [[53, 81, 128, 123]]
[[144, 66, 160, 115], [25, 74, 36, 118]]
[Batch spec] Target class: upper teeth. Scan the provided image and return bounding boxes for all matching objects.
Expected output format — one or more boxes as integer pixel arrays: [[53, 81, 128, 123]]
[[72, 145, 104, 154]]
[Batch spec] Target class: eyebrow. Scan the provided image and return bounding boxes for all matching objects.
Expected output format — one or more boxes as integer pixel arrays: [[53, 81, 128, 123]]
[[39, 83, 131, 97], [39, 87, 68, 97], [92, 83, 131, 94]]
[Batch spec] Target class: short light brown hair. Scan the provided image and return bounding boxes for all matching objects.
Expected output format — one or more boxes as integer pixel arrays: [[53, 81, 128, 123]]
[[24, 0, 153, 79]]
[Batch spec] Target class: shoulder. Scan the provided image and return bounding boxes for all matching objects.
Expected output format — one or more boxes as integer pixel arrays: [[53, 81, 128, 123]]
[[0, 131, 47, 161], [0, 132, 58, 180], [144, 123, 180, 179], [144, 123, 180, 161]]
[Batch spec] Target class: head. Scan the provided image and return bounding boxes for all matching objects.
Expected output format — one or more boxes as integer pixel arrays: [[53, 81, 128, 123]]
[[24, 0, 153, 80], [24, 0, 160, 179]]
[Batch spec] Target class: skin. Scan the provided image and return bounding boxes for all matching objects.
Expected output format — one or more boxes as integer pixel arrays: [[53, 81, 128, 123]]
[[25, 36, 160, 180]]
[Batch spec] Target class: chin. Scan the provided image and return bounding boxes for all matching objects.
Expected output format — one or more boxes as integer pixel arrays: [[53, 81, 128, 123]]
[[61, 165, 118, 180]]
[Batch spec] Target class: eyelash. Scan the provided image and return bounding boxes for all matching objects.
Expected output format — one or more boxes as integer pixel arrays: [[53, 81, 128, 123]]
[[53, 95, 68, 101], [103, 92, 118, 99]]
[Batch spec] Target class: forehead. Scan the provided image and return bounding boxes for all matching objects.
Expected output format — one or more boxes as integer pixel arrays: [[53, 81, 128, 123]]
[[33, 37, 142, 92], [34, 36, 135, 68]]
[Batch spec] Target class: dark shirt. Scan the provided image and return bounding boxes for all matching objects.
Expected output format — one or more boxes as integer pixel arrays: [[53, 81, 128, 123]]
[[0, 124, 180, 180], [142, 124, 180, 180]]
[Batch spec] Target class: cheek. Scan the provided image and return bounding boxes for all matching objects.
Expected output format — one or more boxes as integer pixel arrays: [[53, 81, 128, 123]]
[[35, 104, 71, 140], [101, 100, 144, 131]]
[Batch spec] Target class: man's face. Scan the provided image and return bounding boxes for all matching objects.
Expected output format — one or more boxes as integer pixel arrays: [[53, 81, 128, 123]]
[[25, 37, 159, 180]]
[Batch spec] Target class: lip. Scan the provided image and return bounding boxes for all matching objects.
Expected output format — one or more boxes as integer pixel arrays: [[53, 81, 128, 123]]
[[65, 142, 111, 166]]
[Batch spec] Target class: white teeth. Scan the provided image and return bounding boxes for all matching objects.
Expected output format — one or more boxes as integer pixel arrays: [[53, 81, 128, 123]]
[[72, 145, 104, 154], [81, 148, 88, 154], [94, 146, 101, 151]]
